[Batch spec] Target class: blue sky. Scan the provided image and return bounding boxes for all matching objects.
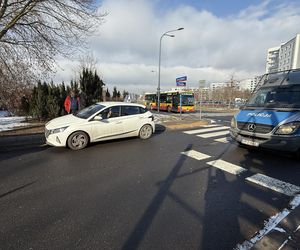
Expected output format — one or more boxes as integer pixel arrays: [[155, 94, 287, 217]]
[[155, 0, 264, 17], [145, 0, 299, 17]]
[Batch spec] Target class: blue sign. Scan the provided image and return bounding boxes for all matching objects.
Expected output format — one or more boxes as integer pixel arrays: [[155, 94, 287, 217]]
[[176, 81, 186, 87], [176, 76, 187, 82]]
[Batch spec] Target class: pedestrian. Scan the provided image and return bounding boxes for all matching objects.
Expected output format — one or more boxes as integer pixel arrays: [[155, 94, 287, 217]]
[[79, 90, 87, 110], [64, 90, 81, 114]]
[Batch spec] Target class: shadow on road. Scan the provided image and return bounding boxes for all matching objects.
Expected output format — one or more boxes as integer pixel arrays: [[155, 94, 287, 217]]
[[154, 124, 166, 135], [122, 144, 193, 250], [0, 144, 49, 162], [122, 137, 293, 249]]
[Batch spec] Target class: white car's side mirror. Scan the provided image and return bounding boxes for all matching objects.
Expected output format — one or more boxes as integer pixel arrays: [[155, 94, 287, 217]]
[[94, 115, 103, 121]]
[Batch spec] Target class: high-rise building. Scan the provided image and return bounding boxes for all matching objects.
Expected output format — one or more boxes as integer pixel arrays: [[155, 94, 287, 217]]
[[266, 46, 280, 73], [266, 34, 300, 73], [238, 76, 263, 92]]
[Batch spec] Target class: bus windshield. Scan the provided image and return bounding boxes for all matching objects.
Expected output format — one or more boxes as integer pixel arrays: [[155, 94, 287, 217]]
[[246, 85, 300, 109], [181, 95, 194, 106]]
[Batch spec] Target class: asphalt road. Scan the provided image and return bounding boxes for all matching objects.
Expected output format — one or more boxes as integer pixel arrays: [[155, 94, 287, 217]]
[[0, 114, 299, 250]]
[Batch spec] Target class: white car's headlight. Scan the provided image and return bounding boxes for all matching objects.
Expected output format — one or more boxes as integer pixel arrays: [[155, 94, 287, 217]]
[[231, 117, 237, 128], [49, 126, 69, 135], [275, 122, 300, 135]]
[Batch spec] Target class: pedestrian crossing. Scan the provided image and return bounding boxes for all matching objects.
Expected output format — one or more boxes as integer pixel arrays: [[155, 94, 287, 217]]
[[183, 124, 231, 143], [214, 137, 230, 143], [181, 149, 300, 197], [183, 126, 229, 135], [182, 124, 300, 196], [197, 130, 229, 138]]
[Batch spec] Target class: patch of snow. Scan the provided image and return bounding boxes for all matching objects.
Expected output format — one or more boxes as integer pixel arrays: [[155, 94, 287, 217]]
[[235, 209, 290, 250], [0, 116, 30, 131], [290, 194, 300, 209], [273, 227, 286, 233], [153, 113, 182, 123]]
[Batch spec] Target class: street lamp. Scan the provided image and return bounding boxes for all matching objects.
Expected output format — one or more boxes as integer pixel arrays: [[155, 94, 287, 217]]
[[157, 27, 184, 112]]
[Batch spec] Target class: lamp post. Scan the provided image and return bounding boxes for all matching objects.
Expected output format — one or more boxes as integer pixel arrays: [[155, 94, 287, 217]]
[[157, 27, 184, 113]]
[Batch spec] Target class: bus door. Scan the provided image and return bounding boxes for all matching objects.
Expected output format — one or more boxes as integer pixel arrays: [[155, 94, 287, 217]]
[[172, 93, 180, 111]]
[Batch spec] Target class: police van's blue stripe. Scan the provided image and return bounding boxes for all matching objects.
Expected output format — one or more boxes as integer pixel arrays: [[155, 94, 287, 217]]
[[236, 110, 297, 126]]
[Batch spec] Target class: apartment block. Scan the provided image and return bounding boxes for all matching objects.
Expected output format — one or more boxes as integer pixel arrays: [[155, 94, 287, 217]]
[[266, 34, 300, 73]]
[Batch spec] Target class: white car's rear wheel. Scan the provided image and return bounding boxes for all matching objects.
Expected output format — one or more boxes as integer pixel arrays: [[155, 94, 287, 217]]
[[139, 124, 153, 140], [67, 131, 89, 150]]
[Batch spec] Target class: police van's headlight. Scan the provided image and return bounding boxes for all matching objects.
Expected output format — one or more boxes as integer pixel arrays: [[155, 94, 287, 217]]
[[231, 117, 237, 128], [275, 122, 300, 135], [49, 126, 69, 135]]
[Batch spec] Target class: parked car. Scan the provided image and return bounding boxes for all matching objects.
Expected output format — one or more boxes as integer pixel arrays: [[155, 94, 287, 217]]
[[45, 102, 155, 150]]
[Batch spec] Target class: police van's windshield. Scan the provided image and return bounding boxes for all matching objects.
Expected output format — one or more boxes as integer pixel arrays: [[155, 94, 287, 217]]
[[246, 85, 300, 109]]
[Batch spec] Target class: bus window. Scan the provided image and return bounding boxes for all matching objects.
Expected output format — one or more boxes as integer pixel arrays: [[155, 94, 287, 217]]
[[166, 95, 172, 103], [160, 94, 167, 103]]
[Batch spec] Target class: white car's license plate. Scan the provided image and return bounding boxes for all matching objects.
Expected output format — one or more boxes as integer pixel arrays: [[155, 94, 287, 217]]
[[241, 139, 259, 147]]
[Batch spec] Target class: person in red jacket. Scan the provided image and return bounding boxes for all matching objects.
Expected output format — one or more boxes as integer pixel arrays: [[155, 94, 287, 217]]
[[64, 90, 81, 114]]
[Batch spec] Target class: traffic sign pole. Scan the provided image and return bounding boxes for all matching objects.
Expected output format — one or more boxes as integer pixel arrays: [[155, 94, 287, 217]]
[[199, 80, 205, 120]]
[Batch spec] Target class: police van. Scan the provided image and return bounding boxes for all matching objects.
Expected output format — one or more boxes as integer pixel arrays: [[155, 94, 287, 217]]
[[230, 69, 300, 156]]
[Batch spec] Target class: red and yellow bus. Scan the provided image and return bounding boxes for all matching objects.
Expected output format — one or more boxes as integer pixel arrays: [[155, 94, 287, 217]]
[[144, 91, 195, 112]]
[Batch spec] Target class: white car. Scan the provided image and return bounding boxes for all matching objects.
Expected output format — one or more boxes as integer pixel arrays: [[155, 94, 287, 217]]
[[45, 102, 155, 150]]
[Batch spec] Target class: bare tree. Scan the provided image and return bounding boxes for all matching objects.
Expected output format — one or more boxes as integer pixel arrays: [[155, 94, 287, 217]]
[[79, 51, 99, 72], [223, 75, 239, 108], [0, 0, 106, 84]]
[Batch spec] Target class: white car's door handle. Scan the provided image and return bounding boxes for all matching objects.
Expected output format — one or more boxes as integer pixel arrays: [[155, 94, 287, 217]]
[[115, 121, 122, 124]]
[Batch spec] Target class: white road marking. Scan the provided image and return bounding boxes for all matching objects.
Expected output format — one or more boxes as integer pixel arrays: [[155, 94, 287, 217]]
[[200, 124, 220, 128], [197, 130, 229, 138], [181, 150, 211, 161], [236, 194, 300, 250], [183, 126, 229, 135], [206, 159, 247, 175], [214, 137, 230, 143], [246, 173, 300, 196]]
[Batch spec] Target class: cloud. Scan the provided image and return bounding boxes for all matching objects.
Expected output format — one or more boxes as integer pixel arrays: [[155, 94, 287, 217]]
[[53, 0, 300, 93]]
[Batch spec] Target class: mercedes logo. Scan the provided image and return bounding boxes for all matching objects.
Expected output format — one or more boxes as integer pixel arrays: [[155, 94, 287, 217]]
[[247, 123, 256, 132]]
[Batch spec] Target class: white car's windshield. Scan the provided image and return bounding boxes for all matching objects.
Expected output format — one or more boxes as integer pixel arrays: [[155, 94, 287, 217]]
[[246, 85, 300, 109], [75, 104, 105, 119]]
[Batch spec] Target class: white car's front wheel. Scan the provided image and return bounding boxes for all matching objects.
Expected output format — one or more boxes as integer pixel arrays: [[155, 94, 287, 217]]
[[67, 131, 89, 150], [139, 124, 153, 140]]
